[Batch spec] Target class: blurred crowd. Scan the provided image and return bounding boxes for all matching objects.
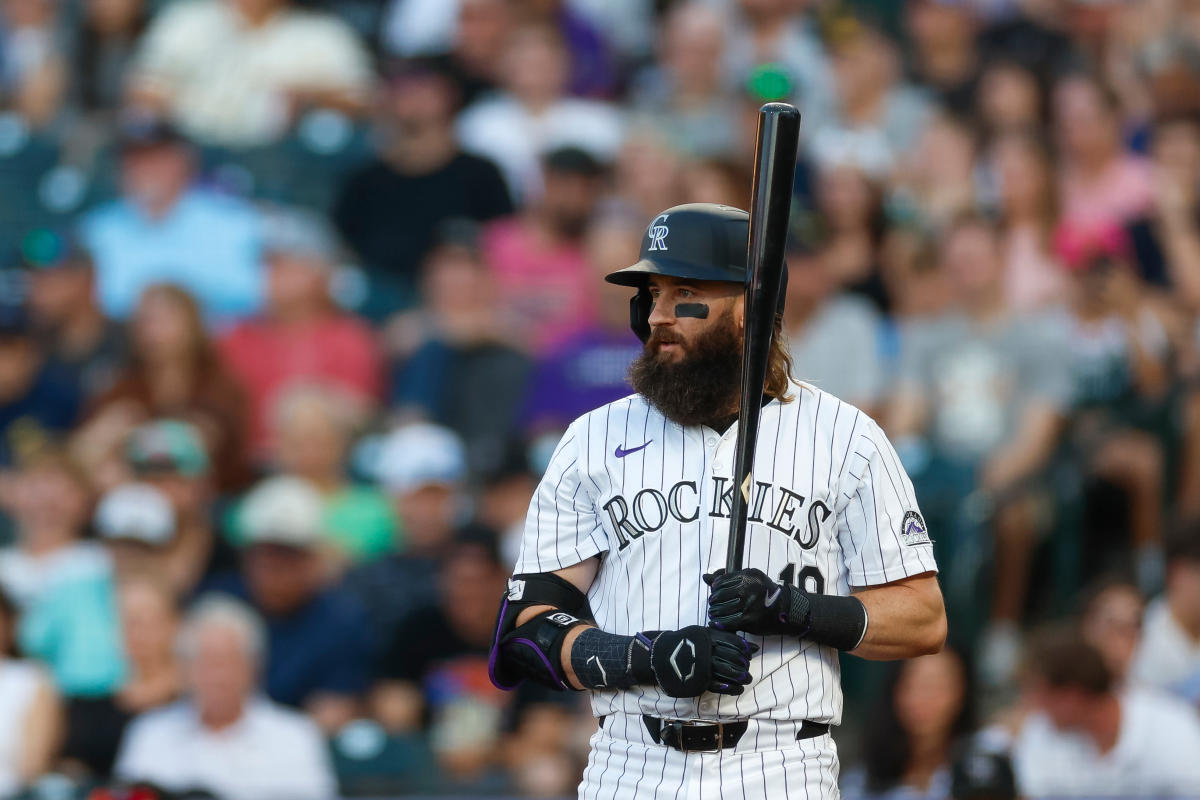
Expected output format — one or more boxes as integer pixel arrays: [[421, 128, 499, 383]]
[[0, 0, 1199, 797]]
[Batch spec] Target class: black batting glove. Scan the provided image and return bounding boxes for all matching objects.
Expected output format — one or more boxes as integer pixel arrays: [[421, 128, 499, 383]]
[[634, 625, 759, 697], [705, 568, 810, 637]]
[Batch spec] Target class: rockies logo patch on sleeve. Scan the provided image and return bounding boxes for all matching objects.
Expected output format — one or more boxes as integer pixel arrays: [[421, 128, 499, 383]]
[[900, 511, 930, 546]]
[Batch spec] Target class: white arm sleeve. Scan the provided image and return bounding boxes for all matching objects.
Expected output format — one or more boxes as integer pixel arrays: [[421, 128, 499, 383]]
[[514, 423, 608, 574], [836, 417, 938, 587]]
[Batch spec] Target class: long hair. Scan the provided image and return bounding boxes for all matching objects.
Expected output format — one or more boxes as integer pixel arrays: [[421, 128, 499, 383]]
[[131, 283, 222, 377], [862, 644, 976, 793], [766, 314, 796, 402]]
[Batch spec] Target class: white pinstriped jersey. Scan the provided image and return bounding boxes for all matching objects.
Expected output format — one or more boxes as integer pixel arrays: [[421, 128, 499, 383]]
[[513, 379, 937, 725]]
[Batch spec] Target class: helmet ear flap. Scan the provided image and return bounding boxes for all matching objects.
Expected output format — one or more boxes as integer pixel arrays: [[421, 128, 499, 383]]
[[630, 285, 652, 343]]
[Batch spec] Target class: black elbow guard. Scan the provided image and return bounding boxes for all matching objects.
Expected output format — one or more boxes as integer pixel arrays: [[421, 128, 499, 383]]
[[488, 572, 593, 691]]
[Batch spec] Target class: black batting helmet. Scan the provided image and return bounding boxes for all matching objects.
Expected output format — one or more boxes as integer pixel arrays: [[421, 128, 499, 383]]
[[606, 203, 784, 342]]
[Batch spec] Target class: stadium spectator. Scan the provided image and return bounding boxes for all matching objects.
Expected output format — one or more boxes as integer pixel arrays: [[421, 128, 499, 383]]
[[0, 589, 60, 796], [0, 303, 82, 467], [119, 419, 236, 597], [482, 146, 606, 354], [1012, 625, 1200, 797], [1054, 73, 1154, 229], [209, 475, 372, 733], [1056, 221, 1171, 590], [68, 0, 149, 120], [887, 216, 1070, 686], [976, 60, 1044, 135], [61, 574, 181, 778], [268, 385, 395, 568], [1131, 521, 1200, 700], [895, 112, 978, 235], [345, 423, 467, 638], [126, 0, 372, 145], [219, 206, 382, 458], [811, 160, 891, 313], [905, 0, 980, 118], [989, 130, 1066, 312], [1126, 112, 1200, 304], [78, 114, 264, 321], [78, 285, 250, 491], [605, 126, 685, 222], [810, 13, 931, 181], [22, 230, 127, 398], [722, 0, 833, 134], [114, 595, 336, 800], [783, 243, 884, 415], [628, 2, 738, 159], [388, 230, 531, 475], [455, 22, 624, 201], [371, 530, 509, 778], [0, 449, 125, 696], [93, 481, 176, 579], [842, 646, 974, 799], [1079, 578, 1145, 687], [0, 0, 66, 127], [521, 212, 641, 435], [332, 58, 512, 319]]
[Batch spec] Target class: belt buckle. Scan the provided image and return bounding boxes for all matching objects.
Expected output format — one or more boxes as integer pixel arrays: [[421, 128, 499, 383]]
[[672, 719, 724, 753]]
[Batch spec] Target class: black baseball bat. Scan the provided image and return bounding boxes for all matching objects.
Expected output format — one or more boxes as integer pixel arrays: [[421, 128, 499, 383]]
[[725, 102, 801, 572]]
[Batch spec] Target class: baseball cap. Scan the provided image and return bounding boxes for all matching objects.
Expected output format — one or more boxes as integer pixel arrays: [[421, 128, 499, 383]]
[[239, 475, 325, 549], [260, 206, 341, 264], [541, 146, 605, 177], [950, 747, 1017, 800], [605, 203, 751, 287], [19, 228, 90, 272], [1053, 219, 1133, 271], [94, 483, 176, 546], [373, 423, 467, 494], [0, 303, 32, 339], [126, 419, 210, 477]]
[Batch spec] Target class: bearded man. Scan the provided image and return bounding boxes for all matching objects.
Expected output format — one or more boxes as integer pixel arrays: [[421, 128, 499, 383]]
[[487, 203, 946, 799]]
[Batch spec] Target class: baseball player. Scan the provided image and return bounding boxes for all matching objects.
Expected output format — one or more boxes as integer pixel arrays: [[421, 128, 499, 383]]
[[490, 203, 946, 798]]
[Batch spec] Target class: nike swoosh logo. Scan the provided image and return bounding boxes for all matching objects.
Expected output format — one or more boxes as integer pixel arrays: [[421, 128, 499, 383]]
[[764, 586, 782, 607], [615, 441, 652, 458]]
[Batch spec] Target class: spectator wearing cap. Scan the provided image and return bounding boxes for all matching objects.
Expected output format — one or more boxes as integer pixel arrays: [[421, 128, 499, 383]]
[[77, 114, 263, 321], [219, 206, 382, 460], [1130, 521, 1200, 700], [1055, 220, 1170, 591], [207, 475, 372, 734], [76, 285, 250, 492], [331, 58, 513, 321], [22, 229, 127, 400], [0, 302, 82, 467], [126, 0, 372, 146], [0, 589, 60, 797], [115, 419, 238, 597], [389, 233, 531, 474], [267, 385, 395, 568], [1012, 624, 1200, 797], [455, 22, 624, 202], [114, 596, 336, 800], [481, 146, 606, 354], [60, 574, 182, 779], [370, 530, 511, 773], [344, 423, 468, 638], [94, 482, 176, 580], [0, 449, 126, 696]]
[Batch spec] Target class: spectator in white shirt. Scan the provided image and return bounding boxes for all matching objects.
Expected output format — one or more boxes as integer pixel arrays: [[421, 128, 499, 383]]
[[455, 21, 624, 202], [1012, 625, 1200, 797], [1131, 522, 1200, 700], [128, 0, 372, 145], [114, 595, 336, 800]]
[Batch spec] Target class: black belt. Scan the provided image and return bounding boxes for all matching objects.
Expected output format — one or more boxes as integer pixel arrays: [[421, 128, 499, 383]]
[[638, 715, 829, 753]]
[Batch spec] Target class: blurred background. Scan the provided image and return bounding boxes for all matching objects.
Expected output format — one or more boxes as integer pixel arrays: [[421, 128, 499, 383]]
[[0, 0, 1198, 797]]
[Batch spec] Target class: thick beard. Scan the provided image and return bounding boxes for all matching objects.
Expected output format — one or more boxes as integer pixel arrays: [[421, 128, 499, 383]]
[[629, 310, 742, 428]]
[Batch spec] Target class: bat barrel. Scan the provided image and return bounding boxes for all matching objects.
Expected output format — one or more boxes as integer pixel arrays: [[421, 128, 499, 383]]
[[725, 103, 801, 572]]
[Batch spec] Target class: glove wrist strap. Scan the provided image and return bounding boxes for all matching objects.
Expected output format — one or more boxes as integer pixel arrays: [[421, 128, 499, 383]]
[[787, 591, 869, 651]]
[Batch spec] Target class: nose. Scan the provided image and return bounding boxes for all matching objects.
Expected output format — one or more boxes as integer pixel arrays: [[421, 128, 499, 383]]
[[647, 295, 675, 327]]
